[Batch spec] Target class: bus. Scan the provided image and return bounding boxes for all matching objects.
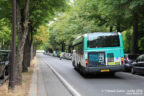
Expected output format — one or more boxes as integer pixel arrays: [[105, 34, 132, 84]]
[[72, 32, 124, 75]]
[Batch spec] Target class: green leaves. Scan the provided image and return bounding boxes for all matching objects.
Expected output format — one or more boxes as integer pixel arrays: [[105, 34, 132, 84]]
[[46, 0, 108, 51], [129, 0, 144, 9], [30, 0, 68, 49], [45, 0, 144, 53], [0, 18, 11, 50]]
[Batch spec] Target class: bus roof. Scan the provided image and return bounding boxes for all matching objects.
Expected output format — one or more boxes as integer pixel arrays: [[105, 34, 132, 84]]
[[72, 35, 83, 46], [85, 32, 120, 36]]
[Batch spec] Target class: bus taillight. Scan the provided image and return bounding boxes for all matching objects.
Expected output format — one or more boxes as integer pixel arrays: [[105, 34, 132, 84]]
[[121, 57, 124, 64], [85, 59, 88, 67]]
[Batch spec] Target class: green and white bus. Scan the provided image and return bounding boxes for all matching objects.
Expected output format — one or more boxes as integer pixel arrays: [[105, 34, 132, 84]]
[[72, 32, 124, 74]]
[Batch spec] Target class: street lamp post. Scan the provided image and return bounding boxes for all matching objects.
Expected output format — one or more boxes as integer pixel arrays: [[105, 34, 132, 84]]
[[9, 0, 16, 90]]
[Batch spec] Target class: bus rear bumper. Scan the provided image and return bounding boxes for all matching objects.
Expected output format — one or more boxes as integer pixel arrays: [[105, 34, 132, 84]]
[[83, 65, 124, 73]]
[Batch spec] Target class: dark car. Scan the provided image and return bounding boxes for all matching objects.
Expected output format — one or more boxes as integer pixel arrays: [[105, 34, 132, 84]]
[[0, 50, 10, 79], [131, 54, 144, 74], [124, 54, 139, 71]]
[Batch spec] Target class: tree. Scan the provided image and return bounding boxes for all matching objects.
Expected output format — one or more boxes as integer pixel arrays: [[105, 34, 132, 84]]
[[16, 0, 67, 84], [0, 0, 67, 85], [46, 0, 144, 54], [22, 0, 67, 72]]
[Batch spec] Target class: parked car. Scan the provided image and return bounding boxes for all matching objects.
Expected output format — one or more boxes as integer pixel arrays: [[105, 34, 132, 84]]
[[60, 52, 65, 58], [0, 50, 10, 79], [131, 54, 144, 74], [124, 54, 139, 71], [43, 51, 47, 55], [64, 53, 72, 60], [53, 51, 57, 57]]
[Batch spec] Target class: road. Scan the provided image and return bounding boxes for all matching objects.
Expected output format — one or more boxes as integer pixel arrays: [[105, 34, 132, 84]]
[[38, 53, 144, 96]]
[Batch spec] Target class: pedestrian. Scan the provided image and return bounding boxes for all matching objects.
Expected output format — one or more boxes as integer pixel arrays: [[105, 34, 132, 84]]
[[60, 52, 62, 60]]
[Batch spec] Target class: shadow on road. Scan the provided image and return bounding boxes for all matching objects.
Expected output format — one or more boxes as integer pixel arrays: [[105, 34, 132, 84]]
[[74, 69, 124, 79], [135, 74, 144, 77], [82, 74, 123, 79]]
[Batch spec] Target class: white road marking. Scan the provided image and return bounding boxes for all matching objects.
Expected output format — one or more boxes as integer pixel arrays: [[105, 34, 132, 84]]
[[47, 63, 81, 96]]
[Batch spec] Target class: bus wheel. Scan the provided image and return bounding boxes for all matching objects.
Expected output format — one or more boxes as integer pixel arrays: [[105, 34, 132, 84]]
[[75, 63, 80, 71], [79, 66, 88, 77], [72, 61, 76, 69], [81, 71, 88, 78], [108, 72, 115, 76]]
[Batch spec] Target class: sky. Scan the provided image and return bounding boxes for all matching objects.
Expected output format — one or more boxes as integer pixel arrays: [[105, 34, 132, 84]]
[[70, 0, 74, 3]]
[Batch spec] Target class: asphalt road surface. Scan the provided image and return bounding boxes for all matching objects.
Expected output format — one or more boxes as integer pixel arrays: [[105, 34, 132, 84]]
[[38, 53, 144, 96]]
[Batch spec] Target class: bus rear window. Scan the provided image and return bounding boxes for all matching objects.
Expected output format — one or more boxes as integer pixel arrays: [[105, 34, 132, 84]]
[[87, 34, 120, 48]]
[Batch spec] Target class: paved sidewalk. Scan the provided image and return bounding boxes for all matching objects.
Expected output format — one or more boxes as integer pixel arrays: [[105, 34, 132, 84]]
[[28, 56, 72, 96], [28, 62, 38, 96]]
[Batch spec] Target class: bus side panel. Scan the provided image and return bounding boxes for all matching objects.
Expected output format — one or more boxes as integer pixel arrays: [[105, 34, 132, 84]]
[[72, 36, 85, 68], [119, 33, 124, 58], [72, 52, 85, 67], [81, 36, 88, 67]]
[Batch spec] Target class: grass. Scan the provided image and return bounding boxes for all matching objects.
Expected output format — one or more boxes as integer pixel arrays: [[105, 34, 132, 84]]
[[0, 56, 36, 96]]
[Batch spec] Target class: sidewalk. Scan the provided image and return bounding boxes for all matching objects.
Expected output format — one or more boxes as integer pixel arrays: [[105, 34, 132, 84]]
[[28, 58, 72, 96]]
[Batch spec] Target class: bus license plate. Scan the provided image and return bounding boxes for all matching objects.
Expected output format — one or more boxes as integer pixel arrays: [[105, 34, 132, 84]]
[[101, 69, 110, 72]]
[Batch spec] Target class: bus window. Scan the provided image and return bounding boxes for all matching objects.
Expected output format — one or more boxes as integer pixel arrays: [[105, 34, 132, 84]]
[[73, 42, 83, 55], [87, 34, 120, 48]]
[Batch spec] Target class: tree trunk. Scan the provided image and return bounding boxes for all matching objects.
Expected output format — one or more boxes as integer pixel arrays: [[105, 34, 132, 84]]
[[15, 0, 29, 85], [131, 13, 138, 54], [32, 47, 36, 58], [22, 35, 30, 72], [68, 45, 71, 53], [62, 42, 65, 52], [31, 45, 34, 59], [116, 23, 121, 32], [22, 28, 33, 72], [110, 26, 113, 32]]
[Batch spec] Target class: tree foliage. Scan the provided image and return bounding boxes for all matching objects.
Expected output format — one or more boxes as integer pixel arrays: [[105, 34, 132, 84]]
[[46, 0, 144, 54], [0, 0, 68, 86], [33, 25, 49, 49], [0, 18, 11, 49]]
